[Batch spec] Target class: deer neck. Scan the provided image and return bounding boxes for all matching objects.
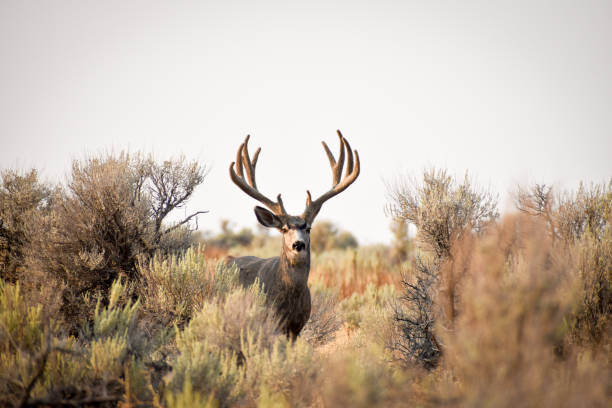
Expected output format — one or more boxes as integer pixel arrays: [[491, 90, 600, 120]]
[[279, 243, 310, 289]]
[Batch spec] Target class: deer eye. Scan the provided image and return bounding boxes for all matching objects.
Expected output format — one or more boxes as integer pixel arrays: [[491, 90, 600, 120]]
[[305, 227, 311, 233], [281, 226, 289, 233]]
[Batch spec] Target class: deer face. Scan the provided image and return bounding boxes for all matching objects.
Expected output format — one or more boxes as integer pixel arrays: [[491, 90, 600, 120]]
[[254, 206, 311, 262]]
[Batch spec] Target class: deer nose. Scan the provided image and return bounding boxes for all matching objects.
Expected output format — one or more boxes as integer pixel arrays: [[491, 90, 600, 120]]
[[292, 241, 306, 252]]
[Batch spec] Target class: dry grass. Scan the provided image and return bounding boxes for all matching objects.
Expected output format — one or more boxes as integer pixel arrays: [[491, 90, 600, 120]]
[[207, 236, 403, 299], [310, 246, 403, 299]]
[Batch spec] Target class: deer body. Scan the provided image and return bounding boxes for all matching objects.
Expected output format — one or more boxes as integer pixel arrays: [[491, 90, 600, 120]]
[[228, 253, 311, 338], [227, 131, 359, 338]]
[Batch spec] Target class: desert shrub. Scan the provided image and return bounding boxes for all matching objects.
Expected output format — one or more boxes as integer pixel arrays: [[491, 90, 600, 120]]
[[389, 257, 441, 369], [0, 170, 63, 321], [9, 241, 335, 406], [0, 280, 60, 407], [437, 215, 610, 407], [0, 280, 93, 406], [0, 278, 165, 407], [517, 180, 611, 347], [318, 342, 416, 408], [165, 282, 281, 406], [166, 378, 217, 408], [569, 227, 612, 347], [21, 152, 206, 329], [339, 283, 396, 332], [301, 283, 343, 346], [59, 280, 159, 404], [158, 223, 199, 255], [389, 218, 411, 264], [147, 156, 208, 246], [138, 246, 239, 327], [31, 153, 151, 290], [242, 334, 318, 407], [170, 280, 279, 360], [0, 169, 51, 283], [165, 278, 324, 407], [80, 280, 140, 348], [556, 181, 610, 242], [387, 168, 498, 259], [2, 254, 268, 407], [310, 220, 358, 253], [167, 336, 239, 407], [517, 181, 611, 242], [387, 168, 499, 368]]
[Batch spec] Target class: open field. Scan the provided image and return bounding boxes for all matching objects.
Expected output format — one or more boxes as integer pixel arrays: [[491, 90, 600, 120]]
[[0, 154, 610, 407]]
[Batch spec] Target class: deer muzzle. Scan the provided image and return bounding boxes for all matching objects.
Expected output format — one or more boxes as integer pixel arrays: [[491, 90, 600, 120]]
[[292, 241, 306, 252]]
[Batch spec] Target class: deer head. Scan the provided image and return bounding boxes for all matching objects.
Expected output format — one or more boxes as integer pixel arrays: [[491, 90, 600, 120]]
[[229, 130, 360, 264]]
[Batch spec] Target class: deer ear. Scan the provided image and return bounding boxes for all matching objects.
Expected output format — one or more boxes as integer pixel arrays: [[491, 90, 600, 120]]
[[254, 206, 282, 228]]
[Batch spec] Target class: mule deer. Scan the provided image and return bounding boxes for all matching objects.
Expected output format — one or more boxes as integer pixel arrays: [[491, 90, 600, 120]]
[[225, 130, 360, 339]]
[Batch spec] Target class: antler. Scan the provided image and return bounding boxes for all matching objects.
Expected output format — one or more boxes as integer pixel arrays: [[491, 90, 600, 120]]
[[302, 130, 360, 223], [229, 135, 288, 216]]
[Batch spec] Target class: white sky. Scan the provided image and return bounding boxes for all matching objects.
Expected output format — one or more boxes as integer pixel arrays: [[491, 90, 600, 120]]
[[1, 1, 611, 244]]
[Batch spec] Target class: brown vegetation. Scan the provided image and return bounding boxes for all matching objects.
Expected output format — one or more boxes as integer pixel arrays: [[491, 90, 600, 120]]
[[0, 153, 609, 407], [387, 169, 499, 368], [1, 152, 206, 332]]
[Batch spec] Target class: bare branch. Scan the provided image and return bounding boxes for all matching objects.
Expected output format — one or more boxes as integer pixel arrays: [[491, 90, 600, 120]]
[[160, 210, 209, 237]]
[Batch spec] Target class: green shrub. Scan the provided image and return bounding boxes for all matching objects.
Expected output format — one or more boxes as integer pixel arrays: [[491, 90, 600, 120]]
[[242, 333, 318, 407], [166, 377, 217, 408], [165, 281, 321, 407], [0, 278, 162, 407], [139, 246, 239, 327], [167, 337, 239, 407], [175, 282, 279, 359], [339, 283, 396, 331], [164, 282, 280, 406], [0, 280, 50, 406]]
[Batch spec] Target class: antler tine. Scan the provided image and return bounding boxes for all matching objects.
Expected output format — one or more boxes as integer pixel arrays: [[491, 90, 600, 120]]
[[241, 137, 257, 189], [342, 133, 354, 177], [335, 131, 346, 184], [235, 140, 245, 178], [252, 147, 261, 168], [321, 130, 346, 186], [229, 135, 287, 216], [276, 193, 286, 214], [303, 131, 360, 223]]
